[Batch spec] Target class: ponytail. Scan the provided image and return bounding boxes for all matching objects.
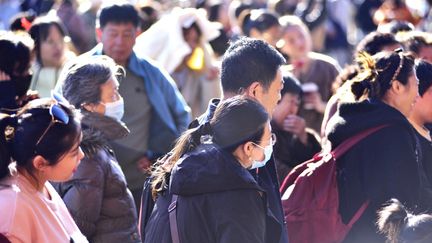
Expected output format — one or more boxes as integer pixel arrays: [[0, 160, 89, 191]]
[[350, 50, 415, 101], [0, 114, 18, 180], [350, 51, 380, 100], [150, 123, 210, 198]]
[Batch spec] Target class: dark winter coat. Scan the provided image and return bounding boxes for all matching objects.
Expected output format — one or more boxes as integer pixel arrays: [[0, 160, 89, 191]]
[[326, 99, 424, 243], [169, 144, 281, 243], [55, 112, 140, 243], [272, 121, 322, 181], [190, 99, 289, 243], [0, 81, 18, 112], [140, 99, 288, 243]]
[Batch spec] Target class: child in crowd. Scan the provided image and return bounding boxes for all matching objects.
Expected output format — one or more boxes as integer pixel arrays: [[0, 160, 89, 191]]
[[272, 74, 321, 181]]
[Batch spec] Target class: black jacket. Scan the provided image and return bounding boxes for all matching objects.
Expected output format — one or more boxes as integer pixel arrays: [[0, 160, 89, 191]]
[[191, 99, 289, 243], [326, 99, 423, 243], [169, 144, 280, 243], [141, 99, 288, 243]]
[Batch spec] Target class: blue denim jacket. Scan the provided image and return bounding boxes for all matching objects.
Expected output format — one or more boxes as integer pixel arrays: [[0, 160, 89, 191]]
[[89, 44, 191, 156]]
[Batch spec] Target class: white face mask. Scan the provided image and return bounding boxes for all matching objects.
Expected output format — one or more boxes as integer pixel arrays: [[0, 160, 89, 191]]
[[250, 143, 273, 169], [103, 97, 124, 121]]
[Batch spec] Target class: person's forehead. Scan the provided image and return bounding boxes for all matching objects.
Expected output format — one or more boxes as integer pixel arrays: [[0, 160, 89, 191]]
[[283, 92, 299, 99], [102, 22, 136, 31]]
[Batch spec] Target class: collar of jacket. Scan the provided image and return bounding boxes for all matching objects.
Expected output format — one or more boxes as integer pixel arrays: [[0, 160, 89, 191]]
[[81, 110, 129, 140]]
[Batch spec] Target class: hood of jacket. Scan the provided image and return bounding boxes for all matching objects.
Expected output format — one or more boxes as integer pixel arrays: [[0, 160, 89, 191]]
[[170, 144, 262, 196], [326, 99, 413, 146], [80, 111, 129, 156]]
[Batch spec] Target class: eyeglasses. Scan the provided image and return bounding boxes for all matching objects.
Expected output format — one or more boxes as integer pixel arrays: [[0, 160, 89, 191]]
[[253, 133, 277, 149], [34, 92, 70, 148]]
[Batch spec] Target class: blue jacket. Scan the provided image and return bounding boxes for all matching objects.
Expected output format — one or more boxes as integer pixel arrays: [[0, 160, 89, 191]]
[[88, 44, 191, 155]]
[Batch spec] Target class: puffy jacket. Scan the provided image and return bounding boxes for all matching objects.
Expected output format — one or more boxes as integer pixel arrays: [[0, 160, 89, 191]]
[[168, 144, 281, 243], [55, 112, 140, 243]]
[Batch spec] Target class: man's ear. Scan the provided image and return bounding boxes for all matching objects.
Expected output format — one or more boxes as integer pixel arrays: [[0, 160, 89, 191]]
[[33, 155, 49, 172], [135, 27, 142, 37], [246, 81, 261, 98], [96, 28, 102, 42]]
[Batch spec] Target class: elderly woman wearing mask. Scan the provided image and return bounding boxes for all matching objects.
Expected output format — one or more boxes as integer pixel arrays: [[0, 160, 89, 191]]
[[54, 55, 141, 243]]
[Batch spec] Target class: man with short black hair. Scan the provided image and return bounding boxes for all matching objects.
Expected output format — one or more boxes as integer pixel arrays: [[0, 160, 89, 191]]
[[191, 37, 289, 243], [92, 1, 191, 208]]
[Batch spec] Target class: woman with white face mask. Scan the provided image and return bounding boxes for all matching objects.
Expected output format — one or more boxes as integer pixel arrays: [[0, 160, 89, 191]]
[[143, 97, 280, 243], [54, 55, 141, 243]]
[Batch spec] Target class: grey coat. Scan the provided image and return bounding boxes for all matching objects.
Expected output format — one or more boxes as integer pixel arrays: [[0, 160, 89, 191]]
[[54, 112, 140, 243]]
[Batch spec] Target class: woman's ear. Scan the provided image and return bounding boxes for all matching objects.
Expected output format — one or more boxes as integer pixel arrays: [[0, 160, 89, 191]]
[[391, 80, 404, 94], [233, 141, 255, 169], [81, 103, 96, 112], [242, 141, 255, 158], [32, 155, 49, 172]]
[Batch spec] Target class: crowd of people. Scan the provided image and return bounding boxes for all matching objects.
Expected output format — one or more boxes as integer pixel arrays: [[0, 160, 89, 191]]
[[1, 0, 432, 242]]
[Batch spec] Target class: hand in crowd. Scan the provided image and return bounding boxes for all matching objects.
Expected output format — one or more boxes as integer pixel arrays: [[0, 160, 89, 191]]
[[16, 90, 39, 107], [302, 91, 326, 114], [283, 115, 308, 144], [137, 156, 152, 173]]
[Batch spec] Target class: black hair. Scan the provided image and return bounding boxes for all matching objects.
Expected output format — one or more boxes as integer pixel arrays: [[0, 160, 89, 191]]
[[182, 22, 202, 41], [387, 20, 415, 34], [281, 74, 302, 97], [221, 37, 285, 93], [208, 3, 221, 22], [98, 2, 140, 29], [0, 98, 81, 181], [209, 27, 229, 57], [28, 15, 67, 65], [150, 96, 269, 197], [234, 2, 252, 20], [377, 198, 432, 243], [350, 50, 415, 100], [137, 4, 159, 32], [403, 32, 432, 56], [356, 31, 401, 56], [239, 9, 279, 36], [0, 32, 33, 77], [415, 60, 432, 97], [9, 11, 36, 31], [211, 97, 268, 152]]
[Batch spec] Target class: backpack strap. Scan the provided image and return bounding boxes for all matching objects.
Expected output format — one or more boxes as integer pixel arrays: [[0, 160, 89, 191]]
[[168, 194, 180, 243], [334, 124, 388, 228], [347, 200, 370, 228], [332, 124, 389, 159]]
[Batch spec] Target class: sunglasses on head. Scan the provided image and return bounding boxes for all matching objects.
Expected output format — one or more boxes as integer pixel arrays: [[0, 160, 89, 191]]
[[34, 92, 70, 148]]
